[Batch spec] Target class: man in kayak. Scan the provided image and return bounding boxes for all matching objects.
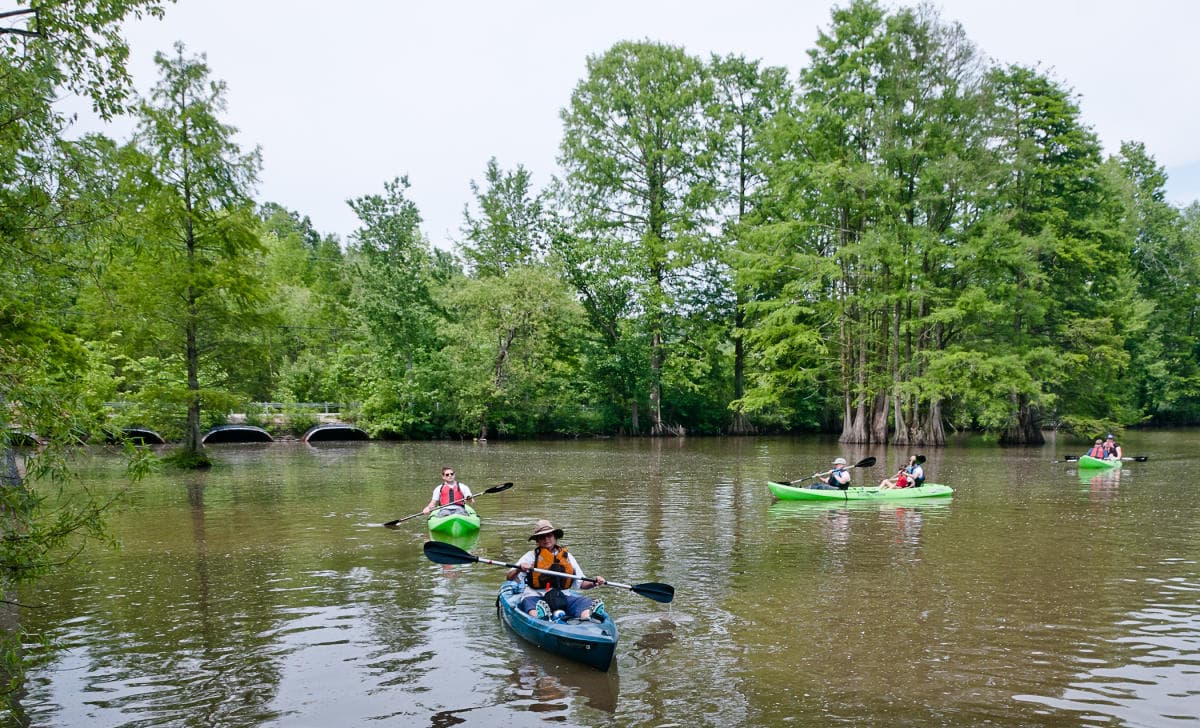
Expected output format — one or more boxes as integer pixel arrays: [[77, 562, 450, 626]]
[[1103, 434, 1123, 460], [506, 519, 608, 622], [810, 457, 852, 490], [1086, 439, 1106, 458], [880, 455, 924, 489], [422, 466, 474, 516]]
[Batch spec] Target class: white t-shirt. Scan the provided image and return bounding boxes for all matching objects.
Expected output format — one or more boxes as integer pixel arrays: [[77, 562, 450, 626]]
[[515, 547, 586, 597], [430, 482, 473, 503]]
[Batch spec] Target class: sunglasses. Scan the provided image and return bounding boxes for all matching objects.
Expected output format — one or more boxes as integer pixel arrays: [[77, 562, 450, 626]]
[[443, 471, 454, 476]]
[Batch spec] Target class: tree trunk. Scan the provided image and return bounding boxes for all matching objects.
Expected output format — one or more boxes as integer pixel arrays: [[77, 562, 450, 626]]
[[840, 337, 869, 443], [649, 329, 664, 436], [729, 302, 755, 434], [919, 399, 947, 446], [1000, 394, 1044, 444], [874, 391, 893, 444]]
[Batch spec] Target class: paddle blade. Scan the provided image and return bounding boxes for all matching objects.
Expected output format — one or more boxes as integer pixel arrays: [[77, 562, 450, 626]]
[[1124, 456, 1149, 462], [631, 582, 675, 603], [854, 456, 876, 468], [1064, 455, 1080, 462], [423, 540, 478, 565], [483, 481, 514, 494]]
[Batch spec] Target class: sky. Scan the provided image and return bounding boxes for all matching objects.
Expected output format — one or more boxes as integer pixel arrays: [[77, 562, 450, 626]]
[[92, 0, 1200, 247]]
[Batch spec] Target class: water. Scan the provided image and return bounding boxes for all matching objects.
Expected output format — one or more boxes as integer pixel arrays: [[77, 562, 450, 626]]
[[8, 432, 1200, 727]]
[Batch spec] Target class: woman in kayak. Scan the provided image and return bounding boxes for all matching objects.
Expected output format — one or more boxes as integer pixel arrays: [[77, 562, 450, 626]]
[[1103, 434, 1123, 459], [1086, 439, 1106, 458], [880, 455, 924, 490], [506, 519, 608, 622], [810, 457, 852, 490], [422, 466, 474, 516]]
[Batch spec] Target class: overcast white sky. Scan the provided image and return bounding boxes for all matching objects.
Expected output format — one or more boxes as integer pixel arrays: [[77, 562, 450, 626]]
[[102, 0, 1200, 247]]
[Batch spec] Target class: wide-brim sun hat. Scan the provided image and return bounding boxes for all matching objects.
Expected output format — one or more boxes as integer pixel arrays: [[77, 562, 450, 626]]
[[528, 519, 564, 540], [832, 457, 847, 466]]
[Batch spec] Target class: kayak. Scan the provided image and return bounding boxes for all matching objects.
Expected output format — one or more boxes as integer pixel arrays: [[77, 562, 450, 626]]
[[1076, 455, 1121, 470], [496, 583, 618, 671], [767, 481, 954, 501], [427, 504, 481, 535]]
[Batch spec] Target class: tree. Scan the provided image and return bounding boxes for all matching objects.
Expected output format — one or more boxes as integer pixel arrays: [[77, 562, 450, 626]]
[[101, 43, 269, 465], [258, 203, 358, 404], [1117, 143, 1200, 423], [744, 1, 993, 444], [706, 54, 793, 433], [965, 65, 1129, 441], [1, 0, 167, 712], [346, 176, 451, 436], [558, 40, 718, 435], [459, 158, 549, 276]]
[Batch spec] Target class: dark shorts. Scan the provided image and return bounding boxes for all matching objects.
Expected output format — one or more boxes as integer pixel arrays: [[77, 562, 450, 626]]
[[808, 483, 840, 490], [519, 592, 593, 618]]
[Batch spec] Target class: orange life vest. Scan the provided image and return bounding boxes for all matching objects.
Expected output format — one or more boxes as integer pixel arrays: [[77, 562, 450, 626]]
[[529, 546, 575, 590], [438, 483, 464, 506]]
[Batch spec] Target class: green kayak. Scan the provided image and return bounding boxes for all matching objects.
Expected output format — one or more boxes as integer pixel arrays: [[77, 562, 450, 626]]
[[1076, 455, 1121, 470], [767, 481, 953, 501], [427, 504, 481, 535]]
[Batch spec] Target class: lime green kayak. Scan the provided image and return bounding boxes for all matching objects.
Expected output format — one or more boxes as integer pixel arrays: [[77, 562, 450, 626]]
[[767, 481, 953, 501], [1076, 455, 1121, 470], [427, 504, 481, 535]]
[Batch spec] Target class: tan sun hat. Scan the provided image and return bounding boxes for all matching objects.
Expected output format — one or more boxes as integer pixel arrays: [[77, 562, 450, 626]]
[[832, 457, 848, 466], [528, 519, 564, 540]]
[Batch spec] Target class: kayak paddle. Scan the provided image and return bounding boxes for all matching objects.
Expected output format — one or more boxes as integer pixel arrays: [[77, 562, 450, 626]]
[[422, 540, 675, 604], [382, 482, 513, 527], [776, 456, 876, 486]]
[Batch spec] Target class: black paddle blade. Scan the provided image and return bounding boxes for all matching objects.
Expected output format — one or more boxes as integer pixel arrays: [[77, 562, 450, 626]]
[[1128, 456, 1149, 462], [423, 540, 478, 565], [1064, 455, 1080, 462], [484, 481, 514, 494], [632, 582, 675, 603], [854, 456, 876, 468]]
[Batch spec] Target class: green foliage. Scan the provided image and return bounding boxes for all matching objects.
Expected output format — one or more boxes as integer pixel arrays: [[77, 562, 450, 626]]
[[559, 40, 722, 433]]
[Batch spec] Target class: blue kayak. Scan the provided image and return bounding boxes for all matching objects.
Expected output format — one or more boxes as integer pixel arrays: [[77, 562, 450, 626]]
[[496, 583, 618, 671]]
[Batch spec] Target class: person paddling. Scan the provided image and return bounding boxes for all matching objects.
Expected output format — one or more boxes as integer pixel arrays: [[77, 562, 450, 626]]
[[1102, 434, 1123, 460], [505, 520, 607, 622], [880, 455, 924, 490], [422, 466, 474, 516], [810, 457, 853, 490], [1085, 439, 1106, 458]]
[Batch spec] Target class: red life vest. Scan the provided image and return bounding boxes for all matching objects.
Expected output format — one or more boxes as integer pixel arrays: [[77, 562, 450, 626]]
[[438, 483, 464, 506], [529, 546, 575, 590]]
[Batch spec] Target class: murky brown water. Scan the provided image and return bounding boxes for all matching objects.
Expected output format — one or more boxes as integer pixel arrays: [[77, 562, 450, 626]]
[[10, 432, 1200, 726]]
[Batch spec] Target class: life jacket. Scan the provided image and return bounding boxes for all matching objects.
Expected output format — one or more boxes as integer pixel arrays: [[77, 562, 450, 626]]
[[438, 482, 464, 506], [1103, 442, 1119, 458], [1087, 445, 1106, 458], [529, 546, 575, 591], [906, 465, 925, 488]]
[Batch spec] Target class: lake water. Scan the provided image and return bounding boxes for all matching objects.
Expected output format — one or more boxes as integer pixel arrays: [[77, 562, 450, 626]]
[[9, 432, 1200, 727]]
